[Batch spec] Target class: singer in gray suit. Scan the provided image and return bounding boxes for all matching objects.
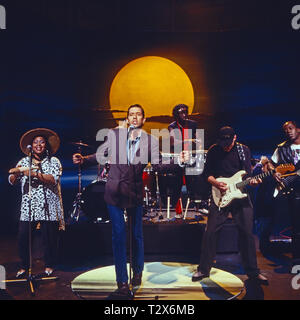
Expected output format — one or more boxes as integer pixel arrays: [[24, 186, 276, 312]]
[[73, 104, 188, 297]]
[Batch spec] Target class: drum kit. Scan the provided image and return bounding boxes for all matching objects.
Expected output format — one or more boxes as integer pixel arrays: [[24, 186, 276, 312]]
[[69, 140, 208, 223], [141, 163, 209, 221], [68, 141, 109, 223]]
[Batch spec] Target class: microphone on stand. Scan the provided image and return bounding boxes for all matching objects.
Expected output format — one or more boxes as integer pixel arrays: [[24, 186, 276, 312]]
[[26, 145, 33, 156], [128, 124, 136, 131], [127, 125, 136, 140], [45, 149, 50, 161]]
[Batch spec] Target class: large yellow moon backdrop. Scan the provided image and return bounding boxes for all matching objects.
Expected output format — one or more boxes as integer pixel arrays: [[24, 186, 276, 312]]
[[109, 56, 195, 127]]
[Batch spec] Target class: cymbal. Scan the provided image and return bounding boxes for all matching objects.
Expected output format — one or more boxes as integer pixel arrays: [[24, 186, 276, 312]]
[[173, 139, 201, 146], [161, 150, 207, 157], [70, 141, 91, 147]]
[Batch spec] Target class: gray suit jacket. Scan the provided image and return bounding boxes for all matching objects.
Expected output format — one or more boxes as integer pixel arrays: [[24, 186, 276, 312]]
[[86, 127, 160, 208]]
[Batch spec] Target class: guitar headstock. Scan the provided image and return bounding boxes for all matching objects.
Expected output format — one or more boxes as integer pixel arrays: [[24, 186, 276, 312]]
[[275, 163, 295, 175]]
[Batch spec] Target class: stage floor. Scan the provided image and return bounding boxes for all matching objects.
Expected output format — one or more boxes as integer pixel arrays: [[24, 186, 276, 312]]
[[71, 262, 245, 300], [0, 231, 299, 300]]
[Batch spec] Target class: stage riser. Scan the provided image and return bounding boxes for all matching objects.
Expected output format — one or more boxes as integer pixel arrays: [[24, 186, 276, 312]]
[[57, 221, 239, 264]]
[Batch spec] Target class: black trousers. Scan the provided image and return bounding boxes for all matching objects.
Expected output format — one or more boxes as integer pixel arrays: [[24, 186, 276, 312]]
[[289, 191, 300, 264], [18, 221, 59, 270], [198, 197, 260, 277]]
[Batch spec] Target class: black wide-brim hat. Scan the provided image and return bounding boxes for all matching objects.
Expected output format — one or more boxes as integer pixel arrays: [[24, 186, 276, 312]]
[[216, 126, 235, 148], [19, 128, 60, 155]]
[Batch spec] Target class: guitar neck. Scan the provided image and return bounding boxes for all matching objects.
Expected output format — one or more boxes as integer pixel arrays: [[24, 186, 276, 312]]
[[236, 169, 274, 189]]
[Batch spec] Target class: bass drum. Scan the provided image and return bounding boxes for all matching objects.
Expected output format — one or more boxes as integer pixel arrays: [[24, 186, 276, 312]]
[[81, 180, 110, 223]]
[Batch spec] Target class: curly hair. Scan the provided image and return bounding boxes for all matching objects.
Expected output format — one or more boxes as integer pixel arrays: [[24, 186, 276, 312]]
[[172, 104, 188, 119]]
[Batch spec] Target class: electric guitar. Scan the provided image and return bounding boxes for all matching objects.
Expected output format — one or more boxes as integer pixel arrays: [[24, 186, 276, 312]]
[[212, 163, 295, 209], [273, 163, 300, 197]]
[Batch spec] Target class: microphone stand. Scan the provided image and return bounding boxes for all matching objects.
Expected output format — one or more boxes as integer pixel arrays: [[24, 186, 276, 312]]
[[127, 126, 139, 298], [70, 143, 83, 222], [127, 127, 134, 296], [4, 148, 58, 296]]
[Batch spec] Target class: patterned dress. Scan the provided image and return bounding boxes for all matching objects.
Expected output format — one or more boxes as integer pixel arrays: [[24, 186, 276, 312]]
[[10, 156, 64, 223]]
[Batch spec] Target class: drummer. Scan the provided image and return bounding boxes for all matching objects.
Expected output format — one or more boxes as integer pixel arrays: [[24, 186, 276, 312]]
[[166, 104, 203, 211]]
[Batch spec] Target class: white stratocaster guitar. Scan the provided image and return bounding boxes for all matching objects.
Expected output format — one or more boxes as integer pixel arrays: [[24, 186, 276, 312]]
[[212, 163, 294, 209]]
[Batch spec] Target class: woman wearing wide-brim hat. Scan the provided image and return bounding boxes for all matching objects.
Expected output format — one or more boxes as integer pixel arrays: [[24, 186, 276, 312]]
[[8, 128, 65, 277]]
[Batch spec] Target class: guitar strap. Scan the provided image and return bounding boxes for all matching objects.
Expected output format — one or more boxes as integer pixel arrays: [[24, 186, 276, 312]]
[[236, 143, 252, 201], [236, 142, 246, 170]]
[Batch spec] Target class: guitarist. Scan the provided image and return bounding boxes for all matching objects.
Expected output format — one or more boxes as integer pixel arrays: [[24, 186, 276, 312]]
[[271, 120, 300, 269], [192, 126, 269, 285]]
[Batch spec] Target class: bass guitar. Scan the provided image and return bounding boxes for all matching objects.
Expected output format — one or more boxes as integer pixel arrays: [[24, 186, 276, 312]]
[[273, 163, 300, 197]]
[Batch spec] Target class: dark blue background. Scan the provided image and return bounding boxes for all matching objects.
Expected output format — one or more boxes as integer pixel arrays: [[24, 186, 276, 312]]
[[1, 1, 299, 234]]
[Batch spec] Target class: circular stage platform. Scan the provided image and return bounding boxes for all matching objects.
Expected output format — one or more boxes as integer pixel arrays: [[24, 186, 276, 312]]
[[71, 262, 244, 300]]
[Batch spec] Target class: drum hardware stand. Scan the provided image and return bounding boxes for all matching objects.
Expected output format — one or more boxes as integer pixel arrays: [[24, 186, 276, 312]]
[[3, 148, 58, 296], [179, 197, 183, 212], [155, 171, 161, 210], [70, 142, 84, 222], [183, 197, 190, 220], [143, 186, 154, 218], [167, 196, 171, 220], [144, 186, 149, 208], [143, 171, 164, 219], [156, 195, 174, 222], [143, 172, 162, 220], [194, 199, 209, 215], [142, 188, 154, 220], [183, 197, 205, 220], [154, 172, 165, 220], [70, 193, 83, 222]]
